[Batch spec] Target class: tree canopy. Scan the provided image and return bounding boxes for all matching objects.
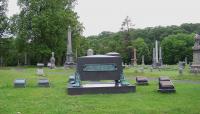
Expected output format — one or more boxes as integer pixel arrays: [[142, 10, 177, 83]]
[[1, 1, 200, 66]]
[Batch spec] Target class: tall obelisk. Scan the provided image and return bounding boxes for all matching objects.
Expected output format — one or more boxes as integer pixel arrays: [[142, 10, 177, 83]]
[[64, 26, 75, 67], [155, 40, 159, 63]]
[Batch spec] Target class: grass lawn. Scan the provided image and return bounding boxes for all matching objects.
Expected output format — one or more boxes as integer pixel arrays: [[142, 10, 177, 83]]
[[0, 66, 200, 114]]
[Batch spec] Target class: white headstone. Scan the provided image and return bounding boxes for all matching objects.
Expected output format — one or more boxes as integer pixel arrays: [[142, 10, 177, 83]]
[[87, 49, 94, 56]]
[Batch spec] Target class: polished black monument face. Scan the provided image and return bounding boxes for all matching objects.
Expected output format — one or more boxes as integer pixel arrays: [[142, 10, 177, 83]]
[[77, 55, 122, 81], [67, 55, 136, 95]]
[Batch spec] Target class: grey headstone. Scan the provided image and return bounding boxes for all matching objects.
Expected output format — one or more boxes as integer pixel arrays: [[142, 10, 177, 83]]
[[87, 49, 94, 56], [14, 79, 26, 88], [38, 79, 50, 87]]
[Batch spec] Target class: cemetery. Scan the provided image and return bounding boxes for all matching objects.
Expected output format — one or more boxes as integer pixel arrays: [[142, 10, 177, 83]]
[[1, 0, 200, 114]]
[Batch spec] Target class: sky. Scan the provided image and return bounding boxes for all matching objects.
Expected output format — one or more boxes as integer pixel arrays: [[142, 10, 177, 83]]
[[7, 0, 200, 36]]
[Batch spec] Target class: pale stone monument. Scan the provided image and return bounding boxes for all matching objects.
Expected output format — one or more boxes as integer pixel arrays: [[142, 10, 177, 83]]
[[131, 48, 137, 66], [191, 34, 200, 73], [152, 40, 163, 68], [185, 57, 188, 65], [142, 55, 145, 65], [159, 47, 163, 66], [64, 26, 75, 67], [37, 63, 45, 76], [87, 49, 94, 56], [50, 52, 56, 69]]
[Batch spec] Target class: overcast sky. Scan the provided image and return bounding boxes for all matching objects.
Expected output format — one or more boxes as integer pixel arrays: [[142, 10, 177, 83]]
[[8, 0, 200, 36]]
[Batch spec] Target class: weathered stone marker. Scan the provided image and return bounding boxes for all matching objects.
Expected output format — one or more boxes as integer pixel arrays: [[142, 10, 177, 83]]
[[64, 26, 75, 67], [142, 55, 145, 65], [50, 52, 56, 69], [191, 34, 200, 73], [14, 79, 26, 88], [152, 40, 163, 68], [87, 49, 94, 56], [37, 63, 44, 76], [133, 48, 137, 66], [38, 78, 50, 87]]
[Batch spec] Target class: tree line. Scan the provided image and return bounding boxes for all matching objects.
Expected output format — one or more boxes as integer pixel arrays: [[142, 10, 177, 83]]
[[0, 0, 200, 66]]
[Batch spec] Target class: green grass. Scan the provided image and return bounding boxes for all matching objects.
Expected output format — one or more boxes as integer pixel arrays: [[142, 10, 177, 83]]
[[0, 66, 200, 114]]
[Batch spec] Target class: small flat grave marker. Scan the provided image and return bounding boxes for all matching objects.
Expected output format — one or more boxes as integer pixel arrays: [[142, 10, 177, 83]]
[[158, 76, 175, 93], [38, 79, 50, 87], [14, 79, 26, 88], [136, 76, 148, 85]]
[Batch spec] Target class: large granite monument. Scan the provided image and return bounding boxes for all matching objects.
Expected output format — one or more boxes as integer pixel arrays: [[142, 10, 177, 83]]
[[191, 34, 200, 73], [68, 54, 136, 95], [64, 26, 75, 67]]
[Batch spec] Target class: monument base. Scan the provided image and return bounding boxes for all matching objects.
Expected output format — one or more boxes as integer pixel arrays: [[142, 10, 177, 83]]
[[67, 83, 136, 95], [64, 62, 76, 68], [158, 89, 176, 93], [190, 65, 200, 73], [152, 62, 162, 68]]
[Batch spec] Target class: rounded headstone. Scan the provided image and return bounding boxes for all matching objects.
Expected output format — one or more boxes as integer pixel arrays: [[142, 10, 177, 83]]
[[106, 52, 120, 56], [87, 49, 94, 56]]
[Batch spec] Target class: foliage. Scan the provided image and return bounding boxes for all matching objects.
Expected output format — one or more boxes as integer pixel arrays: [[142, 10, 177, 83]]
[[161, 33, 194, 64], [0, 0, 8, 38], [85, 23, 200, 64], [15, 0, 82, 65], [131, 38, 150, 64]]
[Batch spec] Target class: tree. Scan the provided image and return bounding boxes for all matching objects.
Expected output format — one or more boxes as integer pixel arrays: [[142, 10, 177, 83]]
[[121, 16, 135, 64], [0, 0, 8, 38], [16, 0, 82, 65], [131, 38, 150, 64], [121, 16, 134, 46], [0, 0, 8, 66], [161, 33, 194, 64]]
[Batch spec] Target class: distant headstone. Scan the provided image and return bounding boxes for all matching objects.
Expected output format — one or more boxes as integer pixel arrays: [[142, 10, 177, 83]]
[[87, 49, 94, 56], [37, 63, 45, 76], [179, 67, 183, 75], [14, 79, 26, 88], [185, 57, 188, 65], [191, 34, 200, 73], [38, 78, 50, 87], [140, 67, 144, 72], [179, 61, 185, 69], [50, 52, 56, 69], [142, 55, 145, 65]]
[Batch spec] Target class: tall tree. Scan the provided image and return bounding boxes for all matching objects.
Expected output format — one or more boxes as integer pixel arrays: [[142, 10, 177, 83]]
[[16, 0, 82, 65], [121, 16, 134, 64], [161, 33, 194, 64], [0, 0, 8, 66]]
